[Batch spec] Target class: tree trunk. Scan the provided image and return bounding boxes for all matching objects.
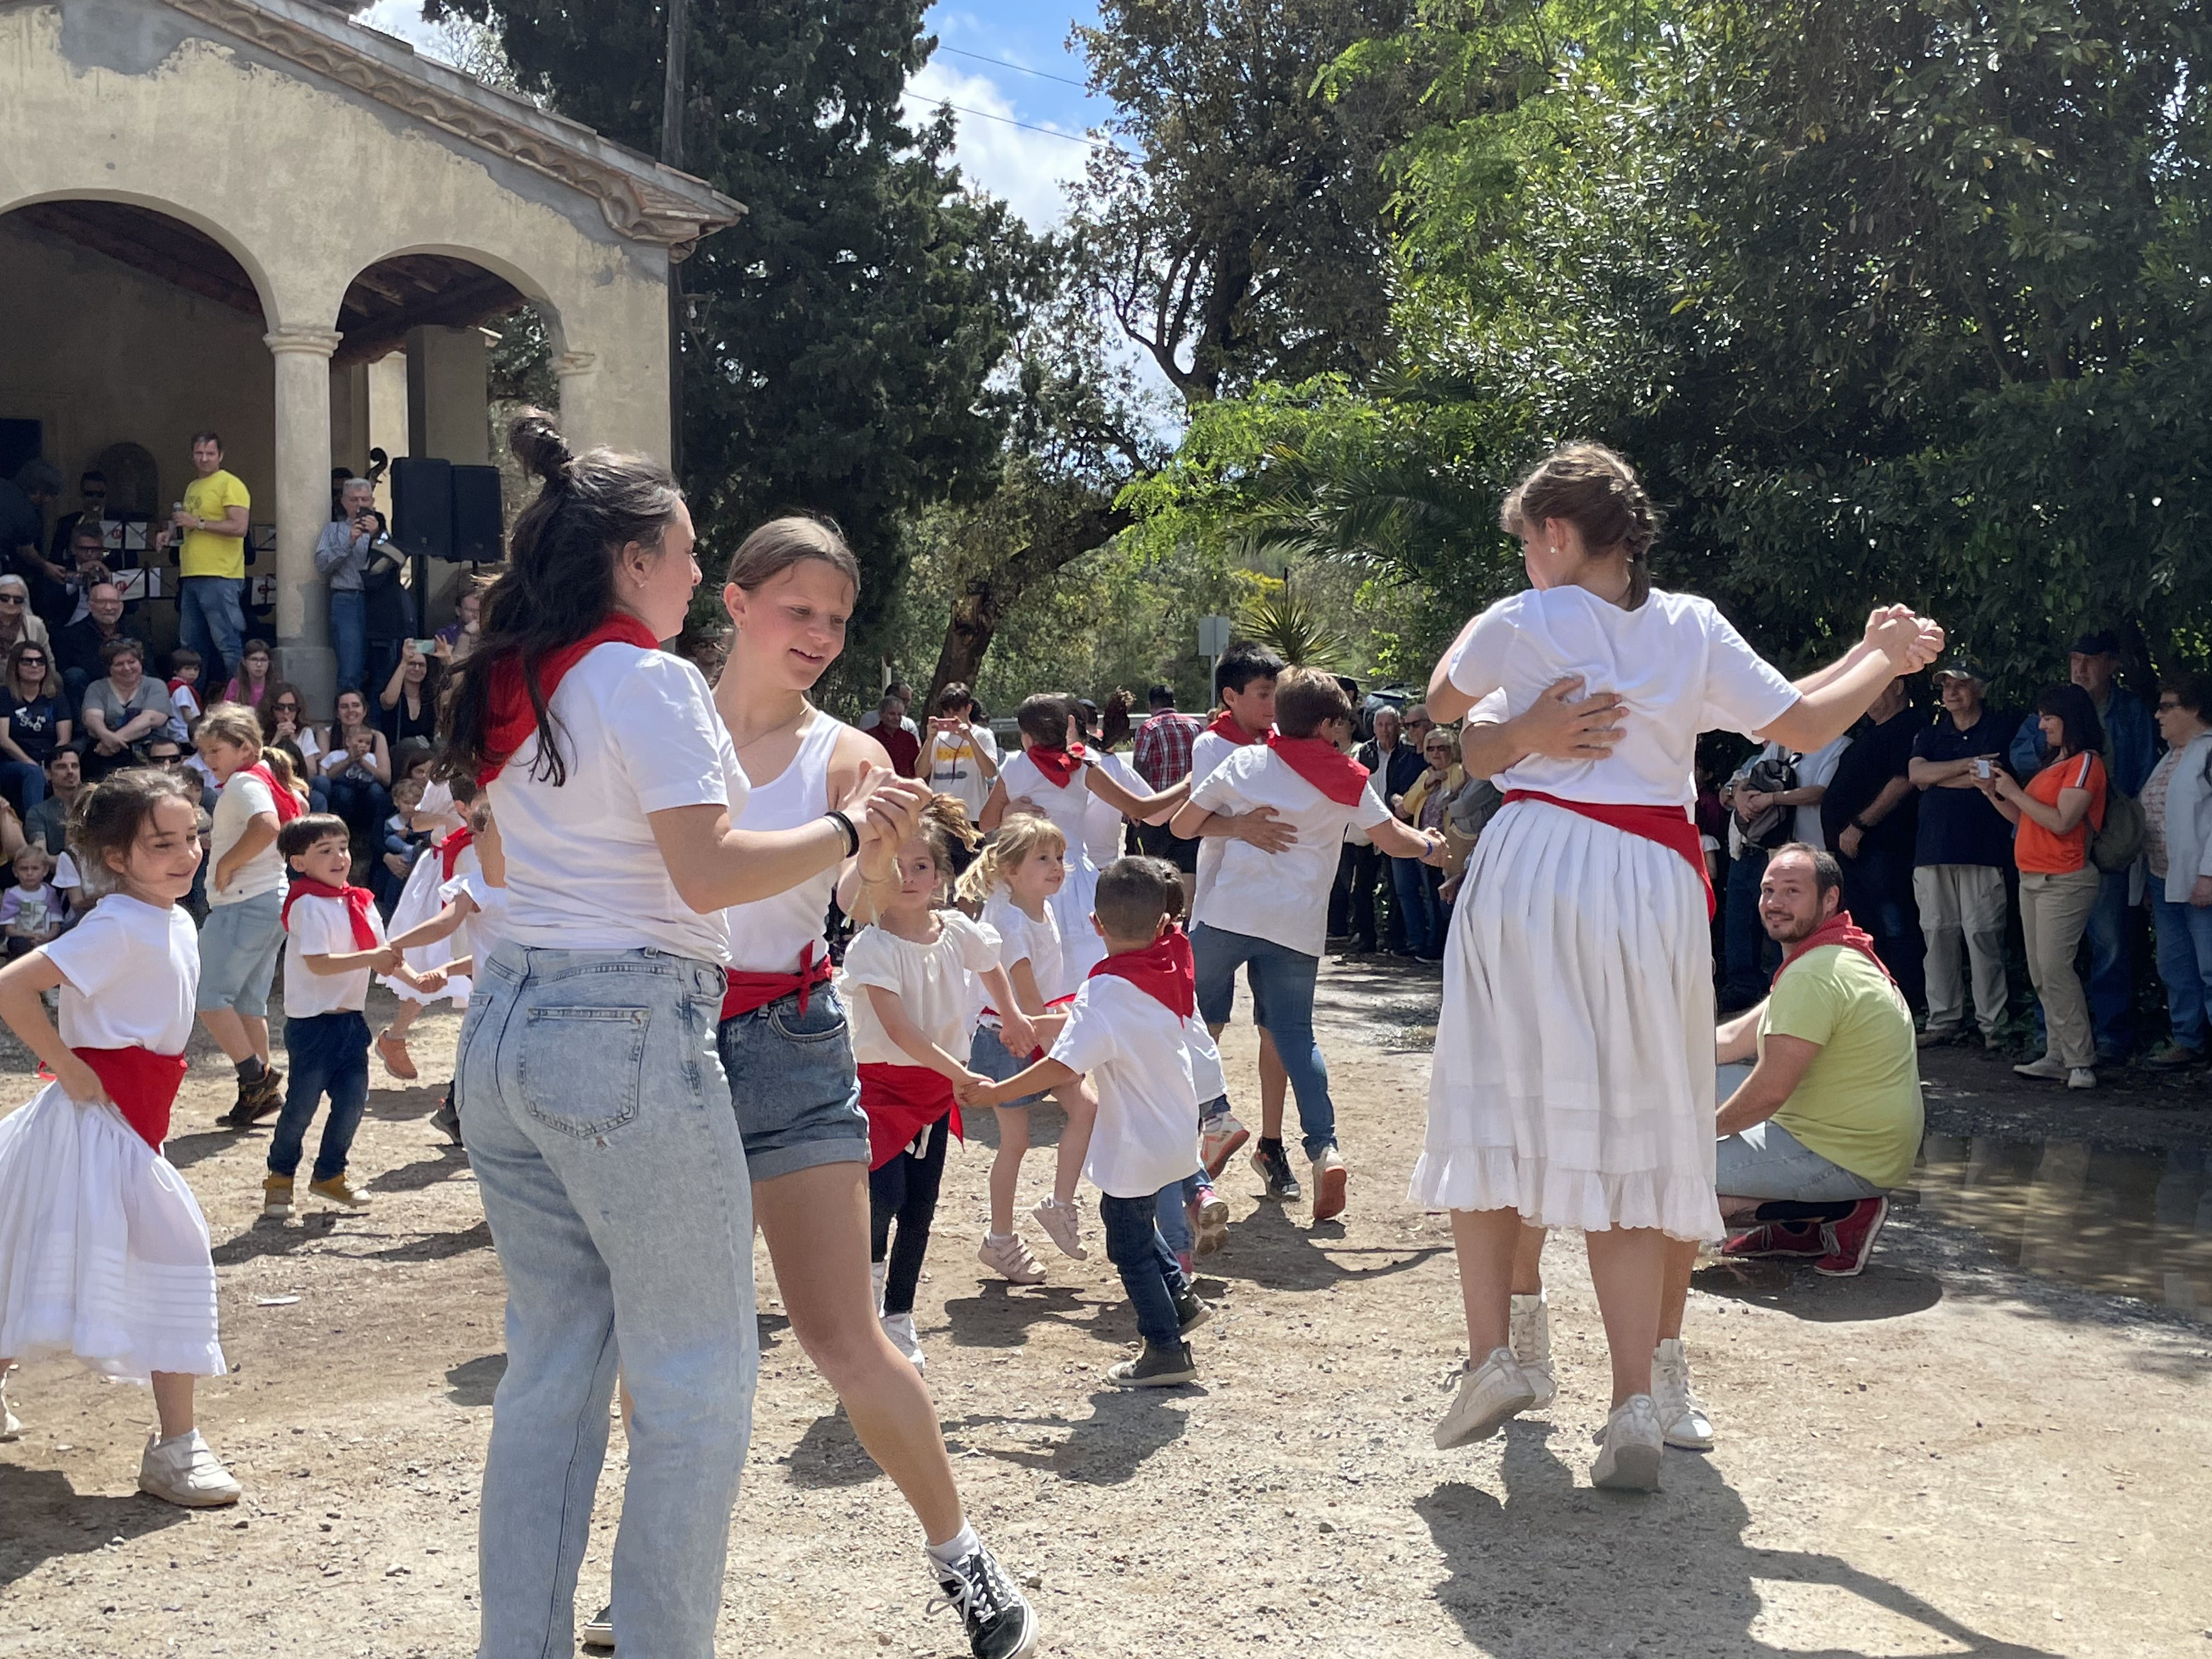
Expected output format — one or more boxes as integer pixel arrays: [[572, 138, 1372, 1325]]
[[924, 495, 1130, 714]]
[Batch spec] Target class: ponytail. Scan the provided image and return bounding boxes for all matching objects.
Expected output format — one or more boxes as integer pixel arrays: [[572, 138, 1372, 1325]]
[[955, 812, 1066, 907]]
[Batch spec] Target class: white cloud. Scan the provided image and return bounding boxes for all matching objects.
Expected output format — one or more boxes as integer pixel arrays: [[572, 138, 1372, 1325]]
[[902, 61, 1093, 229]]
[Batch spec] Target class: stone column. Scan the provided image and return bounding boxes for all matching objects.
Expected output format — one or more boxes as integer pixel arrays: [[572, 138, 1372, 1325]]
[[554, 349, 603, 450], [265, 325, 342, 717]]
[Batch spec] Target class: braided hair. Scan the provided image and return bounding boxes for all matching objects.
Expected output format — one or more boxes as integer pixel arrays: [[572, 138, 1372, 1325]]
[[1499, 442, 1664, 610]]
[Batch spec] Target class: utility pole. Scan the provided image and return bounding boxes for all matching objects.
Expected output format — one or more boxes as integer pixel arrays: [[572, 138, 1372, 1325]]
[[660, 0, 689, 476]]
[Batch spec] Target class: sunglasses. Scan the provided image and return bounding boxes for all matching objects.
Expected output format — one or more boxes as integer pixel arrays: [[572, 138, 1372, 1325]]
[[0, 596, 24, 607], [273, 701, 300, 711], [15, 656, 43, 666]]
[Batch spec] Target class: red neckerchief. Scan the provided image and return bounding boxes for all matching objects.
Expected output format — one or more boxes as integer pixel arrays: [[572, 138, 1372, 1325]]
[[1266, 734, 1370, 806], [858, 1063, 962, 1170], [1774, 908, 1894, 990], [1087, 923, 1197, 1020], [281, 876, 380, 950], [1204, 710, 1263, 747], [242, 761, 304, 825], [722, 940, 834, 1020], [439, 826, 476, 882], [1502, 790, 1716, 919], [1026, 742, 1090, 788], [69, 1046, 189, 1150], [477, 614, 662, 785]]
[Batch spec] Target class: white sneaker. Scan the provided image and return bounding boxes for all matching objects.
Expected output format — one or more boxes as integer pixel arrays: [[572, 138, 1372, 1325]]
[[870, 1258, 888, 1316], [1508, 1291, 1556, 1408], [1652, 1338, 1714, 1450], [2067, 1066, 2097, 1091], [137, 1429, 243, 1508], [1433, 1346, 1536, 1449], [881, 1311, 926, 1372], [1, 1370, 19, 1440], [1310, 1146, 1348, 1222], [978, 1232, 1046, 1284], [1590, 1395, 1664, 1492], [1031, 1195, 1088, 1259], [2013, 1053, 2066, 1081]]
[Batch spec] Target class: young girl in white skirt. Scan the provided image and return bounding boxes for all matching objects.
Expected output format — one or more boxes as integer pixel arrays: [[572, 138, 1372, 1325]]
[[1417, 442, 1941, 1489], [372, 775, 471, 1082], [0, 766, 243, 1505]]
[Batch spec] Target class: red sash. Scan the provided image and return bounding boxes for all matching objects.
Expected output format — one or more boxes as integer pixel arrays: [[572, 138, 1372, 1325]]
[[1502, 789, 1715, 918], [242, 762, 303, 825], [1267, 735, 1370, 806], [1087, 924, 1197, 1019], [477, 614, 662, 786], [72, 1046, 189, 1150], [721, 941, 833, 1020], [439, 826, 476, 882], [1204, 711, 1263, 747], [281, 877, 380, 949], [859, 1062, 962, 1170], [1026, 743, 1089, 788], [1774, 909, 1894, 990]]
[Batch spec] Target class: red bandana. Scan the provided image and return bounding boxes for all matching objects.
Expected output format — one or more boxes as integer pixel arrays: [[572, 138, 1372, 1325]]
[[1204, 710, 1264, 747], [477, 614, 663, 786], [281, 876, 381, 950], [858, 1063, 963, 1170], [242, 761, 304, 825], [1026, 742, 1090, 788], [70, 1046, 189, 1150], [439, 826, 476, 883], [1267, 734, 1370, 806], [722, 941, 834, 1021], [1774, 909, 1894, 990], [1088, 924, 1198, 1020]]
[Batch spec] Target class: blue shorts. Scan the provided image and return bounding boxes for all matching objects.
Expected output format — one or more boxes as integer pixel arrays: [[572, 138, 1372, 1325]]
[[197, 889, 284, 1018], [1714, 1120, 1886, 1203], [716, 983, 868, 1183], [970, 1022, 1045, 1108]]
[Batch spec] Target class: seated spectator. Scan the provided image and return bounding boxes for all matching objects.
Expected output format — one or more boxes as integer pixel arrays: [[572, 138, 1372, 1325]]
[[79, 636, 175, 780], [222, 636, 277, 714], [48, 519, 114, 632], [0, 640, 67, 813], [22, 747, 79, 855], [1395, 726, 1471, 960], [1, 843, 64, 960], [55, 580, 129, 709], [379, 775, 433, 912], [0, 575, 52, 666], [2142, 673, 2212, 1070], [166, 646, 206, 737], [378, 639, 441, 749], [435, 585, 483, 665], [871, 692, 921, 777], [1978, 685, 2108, 1089], [259, 680, 325, 808], [319, 687, 393, 851]]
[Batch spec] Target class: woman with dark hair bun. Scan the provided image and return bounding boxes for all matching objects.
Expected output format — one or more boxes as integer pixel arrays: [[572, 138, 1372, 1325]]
[[445, 411, 927, 1658]]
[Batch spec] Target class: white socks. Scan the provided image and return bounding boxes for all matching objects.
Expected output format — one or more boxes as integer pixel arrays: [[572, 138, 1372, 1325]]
[[926, 1521, 979, 1567]]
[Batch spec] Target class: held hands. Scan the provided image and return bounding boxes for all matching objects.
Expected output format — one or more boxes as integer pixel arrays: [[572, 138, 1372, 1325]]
[[409, 966, 449, 996], [837, 764, 930, 853], [954, 1070, 997, 1109], [1519, 675, 1627, 761], [997, 1012, 1038, 1060], [1234, 805, 1297, 854], [369, 944, 405, 975], [1418, 828, 1449, 868], [1861, 605, 1946, 675]]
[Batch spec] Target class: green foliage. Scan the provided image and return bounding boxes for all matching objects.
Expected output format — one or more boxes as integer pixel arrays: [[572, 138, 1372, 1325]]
[[1234, 581, 1352, 669]]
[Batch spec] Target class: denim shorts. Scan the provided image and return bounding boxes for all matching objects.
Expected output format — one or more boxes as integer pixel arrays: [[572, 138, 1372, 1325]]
[[1715, 1119, 1886, 1202], [197, 888, 284, 1017], [970, 1022, 1044, 1108], [715, 983, 868, 1182]]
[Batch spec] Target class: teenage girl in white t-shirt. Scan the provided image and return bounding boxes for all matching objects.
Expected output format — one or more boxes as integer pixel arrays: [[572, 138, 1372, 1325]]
[[442, 414, 927, 1659], [0, 767, 241, 1506], [705, 515, 1041, 1658], [1417, 442, 1941, 1491]]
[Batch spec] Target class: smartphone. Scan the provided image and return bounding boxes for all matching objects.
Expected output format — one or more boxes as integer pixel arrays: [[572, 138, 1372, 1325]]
[[1973, 758, 1993, 780], [414, 639, 438, 657]]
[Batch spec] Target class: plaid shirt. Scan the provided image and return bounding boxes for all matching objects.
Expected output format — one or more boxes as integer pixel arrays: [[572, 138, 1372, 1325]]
[[1132, 708, 1203, 790]]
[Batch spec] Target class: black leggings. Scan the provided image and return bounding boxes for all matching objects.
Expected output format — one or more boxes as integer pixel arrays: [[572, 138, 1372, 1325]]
[[868, 1115, 950, 1317]]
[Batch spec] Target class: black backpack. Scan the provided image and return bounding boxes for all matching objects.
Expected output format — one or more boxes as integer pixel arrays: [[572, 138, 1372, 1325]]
[[1736, 753, 1800, 850]]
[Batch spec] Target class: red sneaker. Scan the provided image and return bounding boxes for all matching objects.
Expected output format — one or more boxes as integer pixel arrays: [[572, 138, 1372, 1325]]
[[1720, 1220, 1826, 1259], [1813, 1198, 1889, 1277]]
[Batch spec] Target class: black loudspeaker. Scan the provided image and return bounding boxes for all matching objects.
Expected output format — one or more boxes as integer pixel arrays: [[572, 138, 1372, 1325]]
[[389, 456, 453, 562], [450, 465, 504, 562]]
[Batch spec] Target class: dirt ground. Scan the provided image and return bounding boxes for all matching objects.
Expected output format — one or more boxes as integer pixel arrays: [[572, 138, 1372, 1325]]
[[3, 956, 2209, 1659]]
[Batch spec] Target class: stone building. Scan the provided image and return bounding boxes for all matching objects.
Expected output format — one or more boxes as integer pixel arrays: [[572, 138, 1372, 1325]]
[[0, 0, 740, 706]]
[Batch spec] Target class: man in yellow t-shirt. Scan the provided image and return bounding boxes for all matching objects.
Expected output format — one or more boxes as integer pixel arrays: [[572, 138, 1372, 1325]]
[[159, 431, 250, 692]]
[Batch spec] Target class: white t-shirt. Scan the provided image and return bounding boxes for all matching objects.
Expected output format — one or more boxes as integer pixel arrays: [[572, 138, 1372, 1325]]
[[1049, 975, 1214, 1198], [210, 768, 289, 906], [1724, 736, 1852, 857], [842, 911, 1002, 1067], [998, 751, 1102, 876], [1446, 585, 1800, 806], [45, 894, 198, 1052], [1084, 750, 1144, 868], [921, 723, 1000, 822], [492, 644, 747, 962], [1187, 725, 1262, 905], [439, 870, 507, 970], [1190, 746, 1393, 956], [282, 891, 389, 1018], [980, 889, 1065, 1012]]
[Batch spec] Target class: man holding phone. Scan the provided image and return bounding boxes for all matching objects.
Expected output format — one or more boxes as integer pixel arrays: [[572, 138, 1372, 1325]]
[[315, 477, 386, 696], [1908, 659, 2017, 1049], [920, 680, 998, 820]]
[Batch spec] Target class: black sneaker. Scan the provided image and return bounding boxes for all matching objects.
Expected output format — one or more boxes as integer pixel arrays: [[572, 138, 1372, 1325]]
[[1108, 1339, 1198, 1388], [1250, 1140, 1301, 1201], [928, 1543, 1039, 1659], [432, 1087, 463, 1146], [1172, 1286, 1210, 1335]]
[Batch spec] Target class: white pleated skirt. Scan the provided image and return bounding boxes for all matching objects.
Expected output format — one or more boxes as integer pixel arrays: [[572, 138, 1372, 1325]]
[[1410, 797, 1725, 1243], [377, 852, 471, 1008], [1048, 864, 1104, 988], [0, 1084, 227, 1382]]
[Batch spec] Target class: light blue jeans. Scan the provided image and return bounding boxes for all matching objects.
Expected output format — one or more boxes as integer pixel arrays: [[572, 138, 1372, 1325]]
[[457, 942, 757, 1659], [1714, 1119, 1886, 1202], [2152, 888, 2212, 1052], [1191, 922, 1336, 1159]]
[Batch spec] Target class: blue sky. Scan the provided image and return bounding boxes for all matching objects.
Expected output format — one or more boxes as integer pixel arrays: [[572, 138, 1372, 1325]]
[[359, 1, 1114, 228]]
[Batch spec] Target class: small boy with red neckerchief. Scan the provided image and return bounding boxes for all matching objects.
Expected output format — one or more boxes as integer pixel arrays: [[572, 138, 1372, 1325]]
[[966, 855, 1226, 1388]]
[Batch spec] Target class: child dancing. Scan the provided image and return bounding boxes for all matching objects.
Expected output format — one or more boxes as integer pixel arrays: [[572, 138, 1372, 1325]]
[[0, 767, 241, 1504]]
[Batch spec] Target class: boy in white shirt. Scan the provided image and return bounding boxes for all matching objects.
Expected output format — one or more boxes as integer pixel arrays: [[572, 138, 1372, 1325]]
[[263, 815, 442, 1216], [1169, 668, 1445, 1221], [968, 857, 1222, 1387]]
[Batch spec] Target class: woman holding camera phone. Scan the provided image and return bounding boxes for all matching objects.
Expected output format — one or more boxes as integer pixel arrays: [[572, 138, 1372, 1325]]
[[378, 638, 442, 749]]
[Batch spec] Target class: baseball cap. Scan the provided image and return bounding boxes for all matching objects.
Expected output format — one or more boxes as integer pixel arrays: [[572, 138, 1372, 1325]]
[[1933, 658, 1985, 684], [2070, 630, 2122, 657]]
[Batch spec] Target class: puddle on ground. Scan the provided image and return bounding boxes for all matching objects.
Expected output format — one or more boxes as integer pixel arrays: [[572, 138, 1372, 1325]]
[[1914, 1133, 2212, 1323]]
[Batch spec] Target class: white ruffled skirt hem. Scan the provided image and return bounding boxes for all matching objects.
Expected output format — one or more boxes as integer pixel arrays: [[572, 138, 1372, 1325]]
[[376, 852, 471, 1008]]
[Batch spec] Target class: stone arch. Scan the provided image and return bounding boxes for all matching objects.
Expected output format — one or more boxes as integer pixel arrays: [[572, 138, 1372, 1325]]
[[0, 188, 279, 324], [330, 241, 568, 365]]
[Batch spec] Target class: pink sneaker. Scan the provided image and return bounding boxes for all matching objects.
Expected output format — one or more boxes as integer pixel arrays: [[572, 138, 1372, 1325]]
[[1189, 1189, 1230, 1256], [1813, 1198, 1889, 1277]]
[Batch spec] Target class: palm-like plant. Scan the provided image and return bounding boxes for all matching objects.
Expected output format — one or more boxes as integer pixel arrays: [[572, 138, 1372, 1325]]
[[1234, 584, 1351, 670]]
